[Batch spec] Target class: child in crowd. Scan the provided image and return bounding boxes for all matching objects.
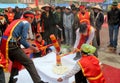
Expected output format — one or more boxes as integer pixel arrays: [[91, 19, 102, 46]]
[[31, 34, 52, 58]]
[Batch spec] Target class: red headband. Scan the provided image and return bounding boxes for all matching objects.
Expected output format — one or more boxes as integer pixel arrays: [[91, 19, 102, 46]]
[[24, 14, 34, 18], [80, 19, 90, 25]]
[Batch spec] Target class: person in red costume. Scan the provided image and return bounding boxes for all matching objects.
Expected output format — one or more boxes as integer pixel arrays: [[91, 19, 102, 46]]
[[77, 5, 93, 25], [6, 7, 15, 24], [31, 34, 52, 58], [73, 21, 95, 83], [73, 21, 95, 60], [77, 5, 99, 58], [57, 44, 106, 83], [0, 11, 48, 83]]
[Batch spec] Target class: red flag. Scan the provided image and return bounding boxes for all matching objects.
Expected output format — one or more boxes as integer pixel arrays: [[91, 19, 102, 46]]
[[35, 0, 39, 6]]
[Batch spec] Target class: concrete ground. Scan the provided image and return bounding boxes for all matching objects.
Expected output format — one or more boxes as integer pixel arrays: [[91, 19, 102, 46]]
[[99, 23, 120, 69], [5, 23, 120, 83]]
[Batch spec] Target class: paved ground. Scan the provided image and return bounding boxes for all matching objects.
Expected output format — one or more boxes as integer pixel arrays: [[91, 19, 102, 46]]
[[99, 23, 120, 69], [5, 23, 120, 83]]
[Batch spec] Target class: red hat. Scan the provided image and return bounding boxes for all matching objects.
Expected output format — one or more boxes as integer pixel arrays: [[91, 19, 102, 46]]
[[79, 5, 86, 9]]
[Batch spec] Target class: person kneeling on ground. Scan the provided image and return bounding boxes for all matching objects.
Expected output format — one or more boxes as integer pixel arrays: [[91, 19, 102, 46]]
[[57, 44, 106, 83]]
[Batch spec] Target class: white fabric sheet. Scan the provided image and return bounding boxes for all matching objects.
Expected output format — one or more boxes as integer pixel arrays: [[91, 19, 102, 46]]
[[15, 52, 77, 83]]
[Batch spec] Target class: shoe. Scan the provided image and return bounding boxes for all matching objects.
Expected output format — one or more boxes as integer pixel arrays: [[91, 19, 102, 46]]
[[73, 52, 81, 60], [8, 78, 18, 83], [107, 44, 113, 47], [112, 47, 117, 52], [119, 53, 120, 55]]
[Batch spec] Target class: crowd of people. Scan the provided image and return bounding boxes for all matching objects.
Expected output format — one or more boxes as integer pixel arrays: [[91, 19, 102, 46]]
[[0, 1, 120, 83]]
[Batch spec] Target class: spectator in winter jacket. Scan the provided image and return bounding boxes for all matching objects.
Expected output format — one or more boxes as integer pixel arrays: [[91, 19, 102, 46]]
[[107, 2, 120, 51], [91, 5, 104, 47], [63, 6, 74, 46]]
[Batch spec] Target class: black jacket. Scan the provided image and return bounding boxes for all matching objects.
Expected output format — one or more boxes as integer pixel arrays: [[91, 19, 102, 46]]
[[107, 8, 120, 25], [92, 12, 104, 30]]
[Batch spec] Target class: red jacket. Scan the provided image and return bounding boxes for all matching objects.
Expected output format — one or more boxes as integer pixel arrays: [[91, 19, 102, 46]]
[[78, 55, 106, 83]]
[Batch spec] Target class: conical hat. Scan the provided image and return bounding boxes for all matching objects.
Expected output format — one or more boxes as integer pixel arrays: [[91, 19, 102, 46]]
[[41, 4, 51, 10], [92, 5, 102, 11]]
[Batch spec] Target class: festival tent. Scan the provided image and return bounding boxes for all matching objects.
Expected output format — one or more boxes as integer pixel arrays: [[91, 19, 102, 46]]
[[101, 0, 113, 11], [102, 0, 113, 5], [0, 3, 27, 8], [54, 3, 70, 7]]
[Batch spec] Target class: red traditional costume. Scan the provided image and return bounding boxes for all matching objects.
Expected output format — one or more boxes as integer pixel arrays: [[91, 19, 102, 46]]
[[0, 19, 25, 70], [78, 55, 106, 83], [0, 52, 6, 68], [77, 11, 90, 24], [6, 12, 15, 23], [77, 25, 92, 49], [32, 40, 46, 56]]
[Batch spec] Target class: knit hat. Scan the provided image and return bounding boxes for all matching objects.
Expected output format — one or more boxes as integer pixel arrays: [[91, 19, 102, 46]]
[[81, 44, 96, 54], [112, 2, 118, 6]]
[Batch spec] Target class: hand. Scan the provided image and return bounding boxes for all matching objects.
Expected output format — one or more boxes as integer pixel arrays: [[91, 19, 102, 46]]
[[73, 48, 81, 53], [100, 64, 104, 69], [73, 48, 78, 53], [57, 78, 63, 82], [73, 49, 77, 53], [30, 46, 39, 53], [33, 47, 39, 53], [56, 25, 59, 28]]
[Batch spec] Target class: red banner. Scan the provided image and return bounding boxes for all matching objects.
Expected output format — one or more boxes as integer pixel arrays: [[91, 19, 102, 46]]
[[35, 0, 39, 6]]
